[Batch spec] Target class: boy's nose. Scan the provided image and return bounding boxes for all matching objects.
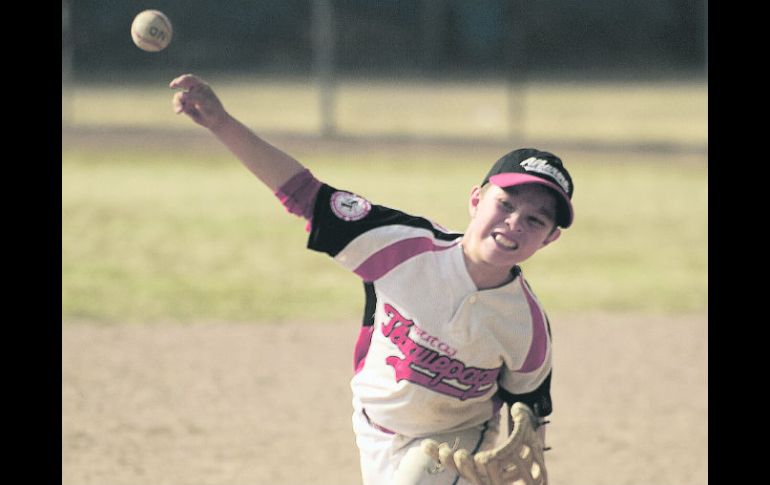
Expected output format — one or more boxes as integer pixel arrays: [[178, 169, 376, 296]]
[[505, 212, 524, 232]]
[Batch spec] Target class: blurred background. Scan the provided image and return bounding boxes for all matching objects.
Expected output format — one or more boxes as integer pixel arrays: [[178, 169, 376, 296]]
[[62, 0, 707, 148], [63, 0, 707, 80], [62, 2, 707, 485], [62, 0, 707, 322]]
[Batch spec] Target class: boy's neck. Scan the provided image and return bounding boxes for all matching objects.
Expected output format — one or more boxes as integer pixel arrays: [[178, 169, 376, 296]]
[[461, 250, 517, 290]]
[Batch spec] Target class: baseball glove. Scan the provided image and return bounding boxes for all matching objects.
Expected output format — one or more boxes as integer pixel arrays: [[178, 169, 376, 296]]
[[421, 402, 548, 485]]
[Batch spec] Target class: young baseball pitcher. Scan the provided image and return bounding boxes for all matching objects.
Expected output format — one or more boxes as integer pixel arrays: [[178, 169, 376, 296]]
[[170, 74, 574, 485]]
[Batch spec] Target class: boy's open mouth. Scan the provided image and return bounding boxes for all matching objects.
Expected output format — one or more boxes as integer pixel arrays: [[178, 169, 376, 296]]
[[493, 233, 518, 250]]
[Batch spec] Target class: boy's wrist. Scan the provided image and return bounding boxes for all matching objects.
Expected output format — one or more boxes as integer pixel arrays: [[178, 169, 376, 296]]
[[208, 112, 234, 134]]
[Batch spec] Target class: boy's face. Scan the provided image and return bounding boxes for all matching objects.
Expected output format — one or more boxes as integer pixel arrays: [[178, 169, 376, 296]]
[[462, 183, 562, 284]]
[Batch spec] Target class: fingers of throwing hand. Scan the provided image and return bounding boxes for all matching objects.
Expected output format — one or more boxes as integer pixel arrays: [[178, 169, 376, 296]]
[[171, 91, 187, 114], [168, 73, 206, 90], [171, 90, 205, 118], [169, 73, 211, 111]]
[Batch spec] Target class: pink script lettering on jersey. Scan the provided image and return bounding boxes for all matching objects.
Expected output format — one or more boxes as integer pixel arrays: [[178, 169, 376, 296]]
[[410, 324, 457, 358], [381, 303, 500, 401]]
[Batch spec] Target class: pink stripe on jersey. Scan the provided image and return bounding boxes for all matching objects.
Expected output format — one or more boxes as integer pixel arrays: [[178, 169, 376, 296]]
[[517, 278, 548, 373], [353, 237, 458, 281], [353, 326, 374, 373], [274, 169, 322, 231]]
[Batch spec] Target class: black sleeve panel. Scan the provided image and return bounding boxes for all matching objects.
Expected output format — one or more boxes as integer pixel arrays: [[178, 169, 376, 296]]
[[307, 184, 461, 257], [497, 371, 553, 418]]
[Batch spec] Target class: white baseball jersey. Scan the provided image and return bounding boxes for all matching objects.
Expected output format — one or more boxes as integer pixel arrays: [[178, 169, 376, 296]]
[[277, 170, 553, 439]]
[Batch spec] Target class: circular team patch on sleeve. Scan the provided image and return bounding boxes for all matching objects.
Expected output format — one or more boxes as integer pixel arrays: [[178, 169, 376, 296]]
[[330, 191, 372, 221]]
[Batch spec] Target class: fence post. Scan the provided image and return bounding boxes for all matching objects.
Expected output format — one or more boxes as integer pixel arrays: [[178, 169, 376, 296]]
[[312, 0, 336, 138]]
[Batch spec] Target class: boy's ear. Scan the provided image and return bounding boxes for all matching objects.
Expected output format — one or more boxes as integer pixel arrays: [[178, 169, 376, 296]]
[[542, 227, 562, 246], [468, 185, 483, 217]]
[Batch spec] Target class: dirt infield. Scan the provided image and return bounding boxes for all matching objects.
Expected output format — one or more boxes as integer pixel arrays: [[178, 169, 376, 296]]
[[62, 313, 706, 485]]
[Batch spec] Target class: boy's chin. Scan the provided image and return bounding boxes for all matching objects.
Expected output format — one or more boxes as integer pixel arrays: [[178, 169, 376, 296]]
[[485, 246, 538, 267], [481, 249, 520, 268]]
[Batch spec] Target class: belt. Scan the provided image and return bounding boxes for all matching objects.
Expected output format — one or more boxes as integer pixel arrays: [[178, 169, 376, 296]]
[[362, 409, 396, 435]]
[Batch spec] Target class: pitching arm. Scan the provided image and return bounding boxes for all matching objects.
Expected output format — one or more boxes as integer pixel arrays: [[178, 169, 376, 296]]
[[169, 73, 305, 192]]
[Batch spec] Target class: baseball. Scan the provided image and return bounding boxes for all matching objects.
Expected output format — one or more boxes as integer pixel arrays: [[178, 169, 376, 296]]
[[131, 10, 173, 52]]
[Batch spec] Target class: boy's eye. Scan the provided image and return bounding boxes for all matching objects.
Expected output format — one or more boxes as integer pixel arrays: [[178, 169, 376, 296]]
[[528, 217, 545, 227], [499, 200, 514, 211]]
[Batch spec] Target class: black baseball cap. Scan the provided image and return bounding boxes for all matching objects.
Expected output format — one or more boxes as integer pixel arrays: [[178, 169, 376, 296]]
[[482, 148, 574, 228]]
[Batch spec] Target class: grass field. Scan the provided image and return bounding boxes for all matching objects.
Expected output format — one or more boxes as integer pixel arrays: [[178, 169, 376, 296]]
[[62, 77, 707, 323], [63, 75, 708, 147]]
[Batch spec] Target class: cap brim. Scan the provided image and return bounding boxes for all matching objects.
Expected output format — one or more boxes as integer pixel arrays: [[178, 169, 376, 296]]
[[488, 173, 574, 228]]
